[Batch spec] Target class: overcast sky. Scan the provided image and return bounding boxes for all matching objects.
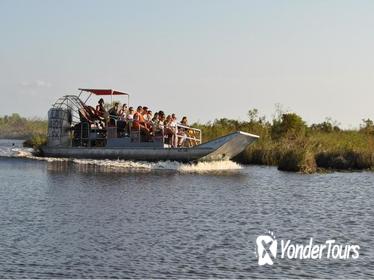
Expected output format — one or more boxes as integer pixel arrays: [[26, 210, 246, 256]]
[[0, 0, 373, 127]]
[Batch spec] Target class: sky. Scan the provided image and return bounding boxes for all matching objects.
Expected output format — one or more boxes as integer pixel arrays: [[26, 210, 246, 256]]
[[0, 0, 373, 127]]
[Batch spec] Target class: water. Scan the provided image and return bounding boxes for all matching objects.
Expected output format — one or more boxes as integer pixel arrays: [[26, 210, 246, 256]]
[[0, 139, 373, 278]]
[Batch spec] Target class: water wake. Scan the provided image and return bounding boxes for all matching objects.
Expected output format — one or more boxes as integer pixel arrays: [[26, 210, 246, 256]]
[[72, 158, 242, 173], [3, 147, 242, 173]]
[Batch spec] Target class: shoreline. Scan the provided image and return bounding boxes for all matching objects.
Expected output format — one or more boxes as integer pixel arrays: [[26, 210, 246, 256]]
[[2, 110, 374, 174]]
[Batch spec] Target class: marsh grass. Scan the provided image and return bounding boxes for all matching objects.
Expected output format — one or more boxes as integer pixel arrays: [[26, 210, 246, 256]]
[[0, 114, 47, 139], [23, 134, 47, 150], [197, 114, 374, 173]]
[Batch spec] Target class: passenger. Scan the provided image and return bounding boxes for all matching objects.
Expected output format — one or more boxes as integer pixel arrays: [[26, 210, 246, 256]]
[[133, 106, 150, 140], [170, 114, 179, 147], [95, 98, 106, 117], [148, 112, 159, 138], [108, 102, 119, 117], [152, 112, 159, 125], [170, 114, 177, 128], [165, 115, 171, 125], [94, 98, 108, 128], [164, 115, 175, 146], [152, 111, 165, 138], [124, 106, 135, 136], [181, 116, 188, 126], [118, 103, 128, 120], [178, 116, 189, 147], [108, 102, 120, 126], [181, 116, 197, 147], [134, 106, 145, 124], [141, 106, 151, 127], [145, 110, 153, 122], [127, 107, 135, 120], [142, 106, 149, 119], [157, 111, 165, 130]]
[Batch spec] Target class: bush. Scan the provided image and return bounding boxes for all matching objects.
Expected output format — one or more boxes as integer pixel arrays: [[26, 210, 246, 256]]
[[0, 114, 47, 139], [315, 150, 374, 170], [23, 134, 47, 150], [278, 149, 317, 173], [271, 113, 307, 140], [310, 121, 340, 133], [237, 145, 281, 166]]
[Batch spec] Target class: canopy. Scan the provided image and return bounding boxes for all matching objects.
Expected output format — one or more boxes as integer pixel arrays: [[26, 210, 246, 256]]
[[78, 88, 129, 96]]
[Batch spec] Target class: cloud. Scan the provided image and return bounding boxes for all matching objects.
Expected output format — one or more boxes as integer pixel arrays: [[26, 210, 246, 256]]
[[20, 80, 52, 88]]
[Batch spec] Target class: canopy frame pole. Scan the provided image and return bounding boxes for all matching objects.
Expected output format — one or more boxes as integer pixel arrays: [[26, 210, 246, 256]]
[[83, 93, 92, 105]]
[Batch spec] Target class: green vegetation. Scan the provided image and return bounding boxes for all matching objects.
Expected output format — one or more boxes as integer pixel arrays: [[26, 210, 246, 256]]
[[22, 134, 47, 150], [2, 110, 374, 173], [194, 108, 374, 173], [0, 113, 47, 150], [0, 113, 47, 139]]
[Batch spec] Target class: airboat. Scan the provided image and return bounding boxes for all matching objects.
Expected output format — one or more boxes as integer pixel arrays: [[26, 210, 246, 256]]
[[41, 88, 259, 162]]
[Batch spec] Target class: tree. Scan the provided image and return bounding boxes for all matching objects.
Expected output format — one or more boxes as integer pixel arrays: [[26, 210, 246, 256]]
[[271, 113, 306, 140], [310, 118, 340, 133], [248, 108, 266, 124], [360, 118, 374, 134]]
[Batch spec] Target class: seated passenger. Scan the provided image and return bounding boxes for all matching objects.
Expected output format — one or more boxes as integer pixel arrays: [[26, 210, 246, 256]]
[[123, 106, 134, 136], [142, 106, 151, 124], [181, 116, 197, 147], [108, 102, 119, 117], [155, 111, 165, 132], [163, 115, 175, 146], [151, 112, 159, 126], [145, 110, 153, 122], [133, 106, 144, 124], [149, 112, 159, 137], [178, 116, 189, 147], [127, 107, 135, 120], [170, 114, 178, 129], [94, 98, 107, 128], [108, 102, 120, 126], [133, 106, 150, 141], [170, 114, 179, 146], [118, 104, 128, 120], [95, 98, 106, 117], [181, 116, 188, 126]]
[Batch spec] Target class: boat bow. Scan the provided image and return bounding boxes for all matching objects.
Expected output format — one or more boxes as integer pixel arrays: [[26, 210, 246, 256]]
[[195, 131, 259, 161]]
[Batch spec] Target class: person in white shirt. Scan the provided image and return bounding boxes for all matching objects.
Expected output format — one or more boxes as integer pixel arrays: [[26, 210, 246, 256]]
[[145, 110, 153, 122], [127, 107, 134, 120], [118, 104, 128, 120]]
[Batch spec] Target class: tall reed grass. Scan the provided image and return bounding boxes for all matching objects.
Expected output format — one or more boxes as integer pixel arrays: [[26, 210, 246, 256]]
[[197, 112, 374, 173]]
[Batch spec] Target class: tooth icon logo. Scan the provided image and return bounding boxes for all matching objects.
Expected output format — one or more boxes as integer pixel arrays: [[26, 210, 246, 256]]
[[256, 232, 277, 266]]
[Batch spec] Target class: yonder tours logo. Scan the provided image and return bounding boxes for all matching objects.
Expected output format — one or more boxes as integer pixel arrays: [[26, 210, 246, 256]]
[[255, 232, 360, 266]]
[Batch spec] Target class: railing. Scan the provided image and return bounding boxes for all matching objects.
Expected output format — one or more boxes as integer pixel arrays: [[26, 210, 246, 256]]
[[72, 117, 202, 148], [173, 124, 202, 148], [74, 122, 106, 147]]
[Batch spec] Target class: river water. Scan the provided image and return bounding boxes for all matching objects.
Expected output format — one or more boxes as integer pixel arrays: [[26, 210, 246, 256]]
[[0, 139, 373, 278]]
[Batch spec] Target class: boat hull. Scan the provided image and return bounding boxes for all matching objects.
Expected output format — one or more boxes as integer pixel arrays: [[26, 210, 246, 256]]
[[41, 131, 259, 162]]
